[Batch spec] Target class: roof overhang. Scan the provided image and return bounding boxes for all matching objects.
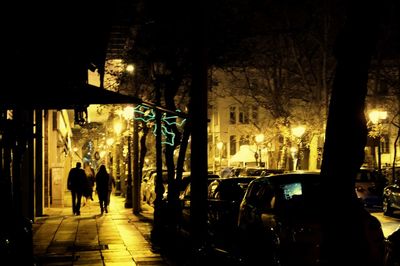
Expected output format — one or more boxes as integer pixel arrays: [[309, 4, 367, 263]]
[[0, 84, 142, 110], [0, 84, 188, 118]]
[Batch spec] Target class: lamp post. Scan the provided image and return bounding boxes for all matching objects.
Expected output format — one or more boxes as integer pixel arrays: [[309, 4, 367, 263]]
[[113, 120, 123, 196], [121, 106, 134, 208], [368, 110, 387, 173], [217, 141, 223, 172], [290, 146, 298, 171], [255, 133, 265, 167], [291, 126, 306, 170]]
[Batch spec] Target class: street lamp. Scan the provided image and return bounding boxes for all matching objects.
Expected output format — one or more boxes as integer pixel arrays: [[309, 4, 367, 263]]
[[368, 110, 387, 173], [122, 106, 134, 208], [255, 133, 265, 167], [291, 125, 306, 170], [217, 141, 223, 172], [290, 146, 298, 171], [114, 120, 123, 196]]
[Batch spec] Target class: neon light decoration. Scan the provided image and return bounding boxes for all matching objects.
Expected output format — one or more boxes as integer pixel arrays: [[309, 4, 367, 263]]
[[133, 105, 186, 146]]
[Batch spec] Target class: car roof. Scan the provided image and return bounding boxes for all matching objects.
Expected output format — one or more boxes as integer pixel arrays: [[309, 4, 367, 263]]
[[250, 171, 321, 185], [214, 176, 258, 183]]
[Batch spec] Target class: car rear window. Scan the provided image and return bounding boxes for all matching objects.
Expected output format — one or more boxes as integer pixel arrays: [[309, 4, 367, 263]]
[[246, 174, 321, 215]]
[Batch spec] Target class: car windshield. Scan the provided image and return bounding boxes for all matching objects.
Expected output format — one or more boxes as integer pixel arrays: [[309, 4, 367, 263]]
[[217, 179, 254, 201], [251, 174, 322, 217]]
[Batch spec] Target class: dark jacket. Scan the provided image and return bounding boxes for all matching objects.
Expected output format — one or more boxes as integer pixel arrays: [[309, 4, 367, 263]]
[[96, 167, 111, 193], [67, 167, 87, 193]]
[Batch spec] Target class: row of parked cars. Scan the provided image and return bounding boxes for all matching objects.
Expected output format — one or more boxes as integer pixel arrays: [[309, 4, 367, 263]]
[[355, 167, 400, 217], [140, 166, 399, 264], [170, 167, 400, 265]]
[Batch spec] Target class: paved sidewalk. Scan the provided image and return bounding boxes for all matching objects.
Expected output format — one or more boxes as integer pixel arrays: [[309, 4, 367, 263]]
[[33, 195, 166, 266]]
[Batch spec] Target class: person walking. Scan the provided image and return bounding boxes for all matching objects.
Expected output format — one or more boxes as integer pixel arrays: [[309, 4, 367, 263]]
[[96, 165, 112, 214], [83, 162, 95, 205], [67, 162, 87, 215]]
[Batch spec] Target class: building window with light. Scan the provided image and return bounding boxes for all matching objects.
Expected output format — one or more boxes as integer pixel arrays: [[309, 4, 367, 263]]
[[230, 135, 237, 156], [381, 134, 390, 154], [230, 106, 236, 124], [239, 106, 249, 124]]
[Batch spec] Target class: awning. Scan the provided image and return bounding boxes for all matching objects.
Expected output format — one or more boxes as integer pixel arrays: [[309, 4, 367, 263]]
[[0, 84, 188, 118], [0, 84, 142, 110], [230, 145, 257, 163]]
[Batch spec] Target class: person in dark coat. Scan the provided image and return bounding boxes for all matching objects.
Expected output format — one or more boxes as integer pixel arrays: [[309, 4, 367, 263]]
[[67, 162, 87, 215], [96, 165, 112, 214], [83, 162, 95, 204]]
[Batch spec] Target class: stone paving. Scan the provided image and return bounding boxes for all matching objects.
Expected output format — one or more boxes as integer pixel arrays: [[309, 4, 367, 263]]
[[32, 195, 168, 266]]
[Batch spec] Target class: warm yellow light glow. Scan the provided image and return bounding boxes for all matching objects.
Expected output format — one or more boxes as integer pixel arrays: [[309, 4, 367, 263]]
[[126, 64, 135, 73], [255, 134, 265, 144], [73, 147, 78, 152], [122, 106, 134, 120], [99, 150, 106, 158], [290, 146, 298, 153], [106, 138, 114, 146], [114, 121, 123, 134], [217, 141, 224, 150], [369, 110, 387, 124], [291, 126, 306, 138]]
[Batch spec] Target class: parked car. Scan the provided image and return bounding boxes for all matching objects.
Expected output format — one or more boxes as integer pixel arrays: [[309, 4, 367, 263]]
[[178, 174, 222, 233], [162, 171, 192, 202], [207, 177, 256, 250], [355, 167, 387, 207], [238, 167, 285, 177], [142, 170, 168, 206], [382, 179, 400, 216], [237, 171, 325, 265], [237, 171, 386, 265], [385, 226, 400, 266], [140, 168, 157, 202]]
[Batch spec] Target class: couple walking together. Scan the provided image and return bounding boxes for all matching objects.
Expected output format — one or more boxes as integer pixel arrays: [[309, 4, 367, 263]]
[[67, 162, 114, 215]]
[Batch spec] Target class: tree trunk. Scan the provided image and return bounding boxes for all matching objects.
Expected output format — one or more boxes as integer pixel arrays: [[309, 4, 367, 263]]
[[320, 1, 385, 265]]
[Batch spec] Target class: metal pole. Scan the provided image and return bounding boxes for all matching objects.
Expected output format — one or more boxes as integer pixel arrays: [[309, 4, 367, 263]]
[[125, 135, 132, 208], [219, 149, 222, 172], [378, 138, 382, 173], [132, 119, 140, 214]]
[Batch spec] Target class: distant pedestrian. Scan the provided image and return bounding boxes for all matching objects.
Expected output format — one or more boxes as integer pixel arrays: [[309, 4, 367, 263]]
[[96, 165, 113, 214], [83, 162, 95, 205], [67, 162, 87, 215]]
